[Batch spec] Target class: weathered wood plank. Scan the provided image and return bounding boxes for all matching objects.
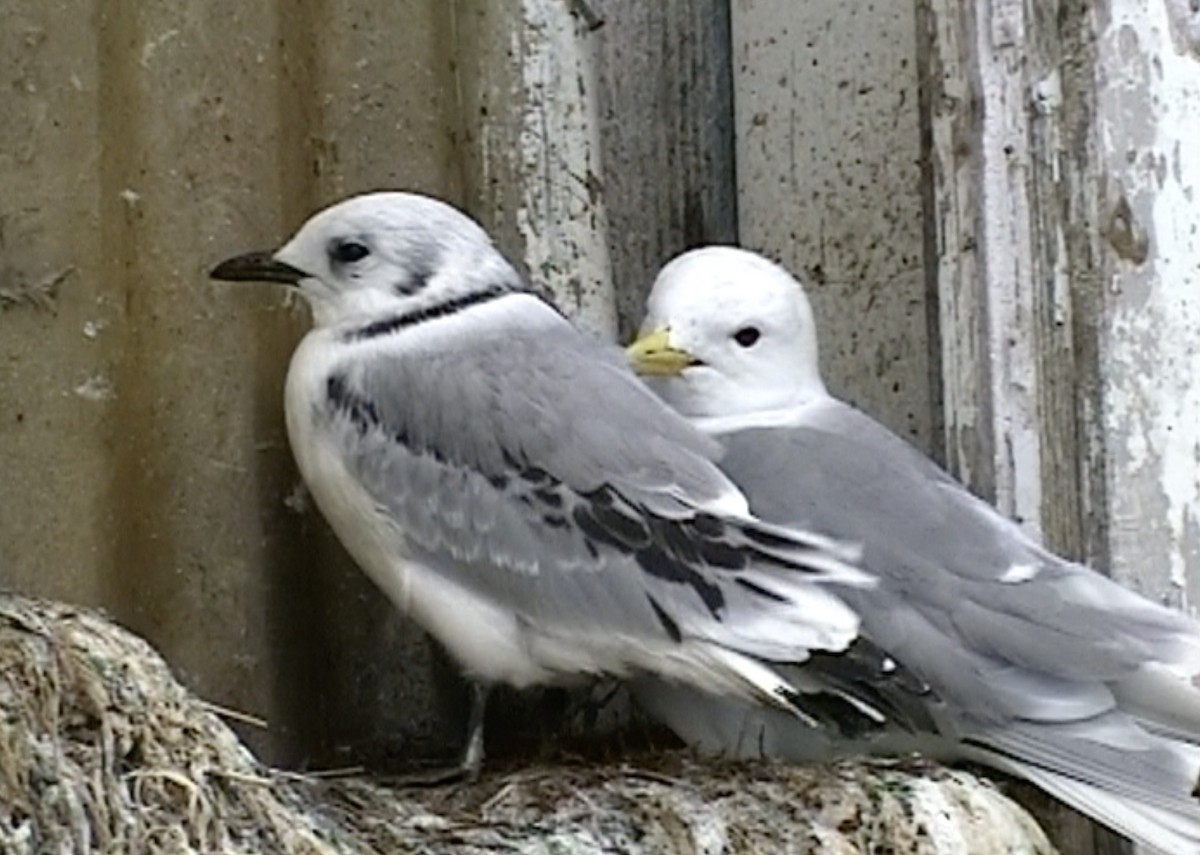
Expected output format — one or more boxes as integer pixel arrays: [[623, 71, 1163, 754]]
[[592, 0, 737, 338], [916, 0, 1200, 851]]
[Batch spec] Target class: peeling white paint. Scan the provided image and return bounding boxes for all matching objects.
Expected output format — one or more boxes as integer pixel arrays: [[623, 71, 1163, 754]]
[[72, 375, 114, 402], [926, 0, 1044, 529], [514, 0, 616, 341], [1032, 70, 1062, 118], [139, 29, 180, 68], [1163, 0, 1200, 57], [1097, 0, 1200, 608], [282, 482, 310, 515], [973, 0, 1044, 536]]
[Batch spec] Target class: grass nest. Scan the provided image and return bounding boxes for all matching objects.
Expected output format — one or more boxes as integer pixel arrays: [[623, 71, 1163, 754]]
[[0, 594, 1053, 854]]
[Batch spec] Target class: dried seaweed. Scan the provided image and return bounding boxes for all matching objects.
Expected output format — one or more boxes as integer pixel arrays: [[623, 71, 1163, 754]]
[[0, 595, 1054, 854]]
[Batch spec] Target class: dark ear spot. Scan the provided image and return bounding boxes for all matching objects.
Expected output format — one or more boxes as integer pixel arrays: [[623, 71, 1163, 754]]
[[392, 246, 439, 296]]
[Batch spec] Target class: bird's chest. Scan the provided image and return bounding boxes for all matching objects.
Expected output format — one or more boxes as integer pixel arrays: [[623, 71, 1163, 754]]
[[280, 334, 552, 684], [283, 335, 416, 592]]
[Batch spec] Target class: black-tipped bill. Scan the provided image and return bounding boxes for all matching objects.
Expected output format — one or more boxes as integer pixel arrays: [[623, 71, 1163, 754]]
[[209, 250, 308, 284]]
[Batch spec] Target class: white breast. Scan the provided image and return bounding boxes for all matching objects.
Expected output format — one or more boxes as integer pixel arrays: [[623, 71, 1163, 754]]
[[282, 329, 557, 687]]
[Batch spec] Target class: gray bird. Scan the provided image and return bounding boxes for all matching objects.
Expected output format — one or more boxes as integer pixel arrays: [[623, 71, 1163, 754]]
[[209, 193, 878, 780], [626, 245, 1200, 853]]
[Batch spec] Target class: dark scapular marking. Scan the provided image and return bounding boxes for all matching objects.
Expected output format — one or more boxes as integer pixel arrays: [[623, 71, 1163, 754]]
[[741, 524, 807, 553], [576, 498, 651, 549], [775, 684, 808, 713], [326, 373, 380, 436], [646, 595, 683, 643], [572, 505, 634, 552], [735, 577, 789, 603], [636, 544, 725, 618], [739, 523, 827, 574], [696, 538, 746, 570], [522, 466, 552, 485]]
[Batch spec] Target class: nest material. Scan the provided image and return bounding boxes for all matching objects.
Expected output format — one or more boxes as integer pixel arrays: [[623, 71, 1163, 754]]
[[0, 594, 1054, 854]]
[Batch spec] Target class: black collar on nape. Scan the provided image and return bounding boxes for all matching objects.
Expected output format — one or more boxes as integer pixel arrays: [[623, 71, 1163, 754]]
[[344, 285, 512, 341]]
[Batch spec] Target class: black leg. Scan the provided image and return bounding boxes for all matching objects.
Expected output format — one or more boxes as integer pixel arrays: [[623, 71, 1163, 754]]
[[460, 682, 490, 781], [385, 680, 490, 788]]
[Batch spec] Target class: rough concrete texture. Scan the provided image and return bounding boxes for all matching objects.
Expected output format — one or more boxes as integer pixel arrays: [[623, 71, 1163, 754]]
[[0, 0, 738, 770], [0, 0, 476, 771], [732, 0, 933, 451], [0, 594, 1055, 855]]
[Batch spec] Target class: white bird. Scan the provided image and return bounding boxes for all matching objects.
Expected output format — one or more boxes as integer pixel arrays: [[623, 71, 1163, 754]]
[[209, 193, 880, 780], [625, 245, 1200, 853]]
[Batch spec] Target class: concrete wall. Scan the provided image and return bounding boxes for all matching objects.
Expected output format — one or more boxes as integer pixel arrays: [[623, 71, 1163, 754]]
[[731, 0, 933, 451], [0, 0, 734, 766]]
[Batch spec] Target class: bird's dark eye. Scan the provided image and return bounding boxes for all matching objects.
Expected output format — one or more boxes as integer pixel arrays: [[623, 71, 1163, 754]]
[[733, 327, 761, 347], [330, 240, 370, 264]]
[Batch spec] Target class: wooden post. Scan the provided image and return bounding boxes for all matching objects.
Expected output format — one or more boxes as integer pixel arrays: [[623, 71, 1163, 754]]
[[917, 0, 1200, 851]]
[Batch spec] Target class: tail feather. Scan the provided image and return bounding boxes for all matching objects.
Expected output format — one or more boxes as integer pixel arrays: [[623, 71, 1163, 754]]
[[956, 715, 1200, 853], [959, 751, 1200, 855], [698, 644, 820, 727], [968, 716, 1200, 810]]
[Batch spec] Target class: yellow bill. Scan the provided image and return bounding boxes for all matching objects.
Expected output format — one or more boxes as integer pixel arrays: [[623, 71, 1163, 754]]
[[625, 327, 698, 377]]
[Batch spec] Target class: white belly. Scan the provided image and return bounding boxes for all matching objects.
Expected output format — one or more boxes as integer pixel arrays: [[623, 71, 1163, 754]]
[[282, 332, 556, 687]]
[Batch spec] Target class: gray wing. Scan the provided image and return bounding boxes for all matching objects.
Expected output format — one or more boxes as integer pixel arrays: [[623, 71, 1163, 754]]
[[717, 398, 1199, 723], [319, 315, 867, 668]]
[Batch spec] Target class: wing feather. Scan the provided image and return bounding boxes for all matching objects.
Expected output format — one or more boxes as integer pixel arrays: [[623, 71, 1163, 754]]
[[317, 307, 870, 685], [716, 398, 1200, 717]]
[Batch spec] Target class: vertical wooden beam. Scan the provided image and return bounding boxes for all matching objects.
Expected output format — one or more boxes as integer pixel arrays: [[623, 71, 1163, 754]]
[[592, 0, 738, 338], [456, 0, 737, 342], [917, 1, 1105, 849], [918, 0, 1200, 850], [455, 0, 617, 340], [1092, 0, 1200, 609], [917, 0, 1045, 526]]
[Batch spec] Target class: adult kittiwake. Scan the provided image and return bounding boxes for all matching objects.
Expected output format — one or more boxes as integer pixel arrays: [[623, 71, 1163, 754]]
[[626, 245, 1200, 854]]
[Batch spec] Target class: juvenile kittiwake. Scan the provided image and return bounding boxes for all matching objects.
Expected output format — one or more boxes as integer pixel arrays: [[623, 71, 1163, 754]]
[[208, 193, 881, 779], [626, 245, 1200, 853]]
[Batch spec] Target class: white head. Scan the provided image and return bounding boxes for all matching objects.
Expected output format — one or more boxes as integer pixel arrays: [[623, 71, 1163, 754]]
[[626, 246, 828, 420], [210, 192, 520, 327]]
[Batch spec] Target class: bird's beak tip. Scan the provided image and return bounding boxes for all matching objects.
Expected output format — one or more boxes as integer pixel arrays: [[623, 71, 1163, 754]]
[[625, 327, 697, 377], [209, 250, 307, 285]]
